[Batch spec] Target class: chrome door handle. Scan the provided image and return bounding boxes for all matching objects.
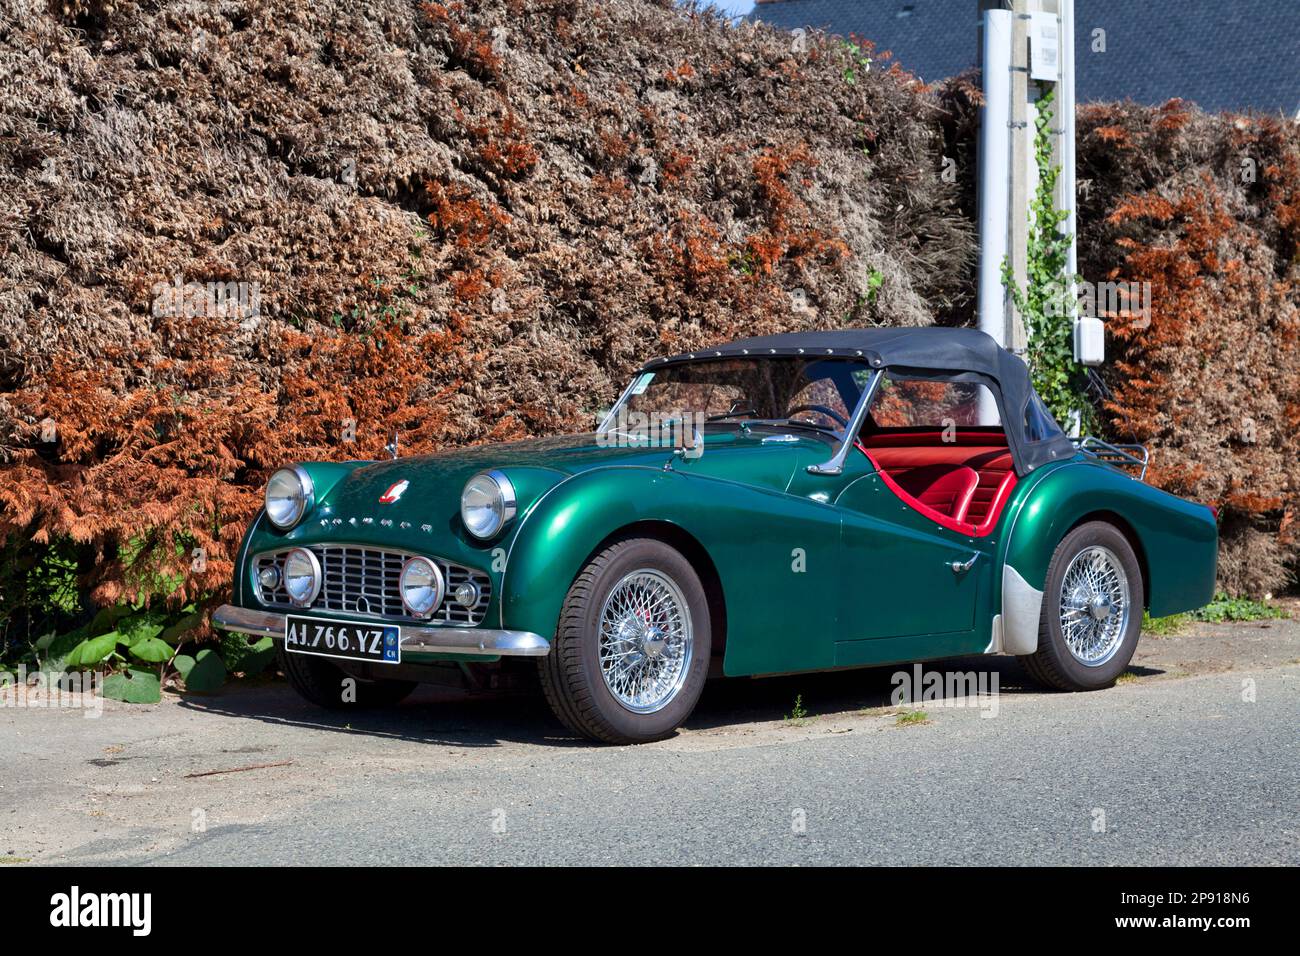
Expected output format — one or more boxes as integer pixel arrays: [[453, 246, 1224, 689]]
[[949, 554, 979, 574]]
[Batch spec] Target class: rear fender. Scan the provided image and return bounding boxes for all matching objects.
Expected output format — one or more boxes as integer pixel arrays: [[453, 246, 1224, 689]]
[[997, 461, 1218, 653]]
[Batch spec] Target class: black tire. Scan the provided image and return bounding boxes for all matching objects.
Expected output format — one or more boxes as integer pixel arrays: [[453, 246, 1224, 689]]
[[538, 537, 712, 744], [1023, 521, 1144, 691], [276, 642, 417, 709]]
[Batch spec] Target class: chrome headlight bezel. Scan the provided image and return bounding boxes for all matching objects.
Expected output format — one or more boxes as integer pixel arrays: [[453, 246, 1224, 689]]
[[282, 547, 322, 607], [265, 465, 315, 530], [460, 470, 517, 540], [399, 556, 445, 618]]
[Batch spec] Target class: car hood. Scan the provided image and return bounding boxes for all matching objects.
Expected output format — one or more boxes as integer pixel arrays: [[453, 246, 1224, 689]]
[[318, 428, 832, 521]]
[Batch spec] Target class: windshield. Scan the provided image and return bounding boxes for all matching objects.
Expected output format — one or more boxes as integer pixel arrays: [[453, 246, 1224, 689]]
[[603, 357, 876, 437]]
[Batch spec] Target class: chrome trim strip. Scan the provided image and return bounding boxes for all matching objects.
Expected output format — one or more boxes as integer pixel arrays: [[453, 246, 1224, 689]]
[[212, 604, 550, 658], [498, 467, 585, 627], [235, 510, 265, 605], [807, 369, 883, 476]]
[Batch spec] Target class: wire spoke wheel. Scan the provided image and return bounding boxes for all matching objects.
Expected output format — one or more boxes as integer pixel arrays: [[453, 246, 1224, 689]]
[[1058, 545, 1130, 667], [597, 568, 693, 714]]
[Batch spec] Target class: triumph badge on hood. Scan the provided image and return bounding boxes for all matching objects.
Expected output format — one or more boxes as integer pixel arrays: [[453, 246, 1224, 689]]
[[378, 479, 409, 504]]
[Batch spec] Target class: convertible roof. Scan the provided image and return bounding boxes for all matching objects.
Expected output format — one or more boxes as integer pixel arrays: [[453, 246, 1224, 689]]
[[644, 327, 1005, 379], [642, 327, 1076, 475]]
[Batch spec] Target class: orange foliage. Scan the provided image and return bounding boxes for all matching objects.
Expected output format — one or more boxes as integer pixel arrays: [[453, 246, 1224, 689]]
[[1079, 101, 1300, 592]]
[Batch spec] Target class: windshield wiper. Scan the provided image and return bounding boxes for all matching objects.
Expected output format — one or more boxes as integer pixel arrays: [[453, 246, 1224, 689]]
[[778, 418, 840, 436]]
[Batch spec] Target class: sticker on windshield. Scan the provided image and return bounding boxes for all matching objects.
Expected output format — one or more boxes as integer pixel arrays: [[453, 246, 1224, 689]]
[[629, 373, 654, 395]]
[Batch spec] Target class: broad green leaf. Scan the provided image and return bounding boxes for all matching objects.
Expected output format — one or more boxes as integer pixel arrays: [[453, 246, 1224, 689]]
[[65, 632, 120, 668], [116, 612, 167, 648], [239, 637, 276, 677], [159, 611, 204, 645], [220, 632, 276, 676], [46, 624, 94, 660], [129, 637, 173, 663], [86, 603, 133, 636], [181, 649, 226, 692], [102, 667, 161, 704]]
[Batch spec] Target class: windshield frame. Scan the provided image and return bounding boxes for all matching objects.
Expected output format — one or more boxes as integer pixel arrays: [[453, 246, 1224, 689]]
[[599, 357, 884, 473]]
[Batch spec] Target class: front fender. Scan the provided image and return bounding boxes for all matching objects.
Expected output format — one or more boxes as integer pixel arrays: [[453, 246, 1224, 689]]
[[498, 466, 679, 633], [999, 460, 1218, 631], [498, 465, 844, 675]]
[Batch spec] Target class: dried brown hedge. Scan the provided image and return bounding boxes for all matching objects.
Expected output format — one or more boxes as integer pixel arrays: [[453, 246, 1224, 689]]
[[0, 0, 972, 609], [1, 1, 1297, 612], [1076, 102, 1300, 595]]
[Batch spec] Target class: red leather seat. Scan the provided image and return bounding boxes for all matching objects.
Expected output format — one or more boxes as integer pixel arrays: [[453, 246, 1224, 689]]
[[858, 430, 1018, 536], [893, 465, 979, 523]]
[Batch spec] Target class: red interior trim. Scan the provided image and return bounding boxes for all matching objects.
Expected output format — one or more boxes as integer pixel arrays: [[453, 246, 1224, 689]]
[[855, 436, 1018, 537], [860, 445, 978, 535]]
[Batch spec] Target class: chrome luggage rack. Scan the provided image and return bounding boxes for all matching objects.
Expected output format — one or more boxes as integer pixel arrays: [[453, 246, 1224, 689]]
[[1072, 436, 1149, 481]]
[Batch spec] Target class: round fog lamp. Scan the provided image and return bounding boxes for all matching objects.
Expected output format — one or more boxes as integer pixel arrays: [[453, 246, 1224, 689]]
[[400, 557, 444, 618], [257, 565, 281, 591], [282, 548, 321, 607]]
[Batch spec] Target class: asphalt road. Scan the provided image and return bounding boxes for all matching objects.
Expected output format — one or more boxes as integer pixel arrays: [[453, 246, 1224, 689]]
[[3, 616, 1298, 866]]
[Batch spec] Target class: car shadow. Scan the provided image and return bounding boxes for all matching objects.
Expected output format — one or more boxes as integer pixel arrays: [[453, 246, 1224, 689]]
[[178, 654, 1071, 749], [178, 682, 588, 749], [687, 654, 1044, 730]]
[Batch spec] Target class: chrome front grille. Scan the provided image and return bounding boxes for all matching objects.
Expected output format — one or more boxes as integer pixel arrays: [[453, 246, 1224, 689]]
[[253, 546, 492, 626]]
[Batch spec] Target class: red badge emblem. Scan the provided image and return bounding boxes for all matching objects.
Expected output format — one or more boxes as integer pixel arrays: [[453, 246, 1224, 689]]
[[379, 480, 409, 504]]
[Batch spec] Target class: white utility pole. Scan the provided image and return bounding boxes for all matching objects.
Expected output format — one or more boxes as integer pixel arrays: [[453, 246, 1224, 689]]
[[977, 0, 1097, 373], [976, 7, 1012, 356]]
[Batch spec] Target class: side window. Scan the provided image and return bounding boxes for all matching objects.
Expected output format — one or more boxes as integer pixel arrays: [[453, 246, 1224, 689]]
[[1024, 392, 1065, 443], [870, 377, 1002, 429]]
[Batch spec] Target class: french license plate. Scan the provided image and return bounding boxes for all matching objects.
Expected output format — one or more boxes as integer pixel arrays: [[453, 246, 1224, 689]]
[[284, 615, 401, 665]]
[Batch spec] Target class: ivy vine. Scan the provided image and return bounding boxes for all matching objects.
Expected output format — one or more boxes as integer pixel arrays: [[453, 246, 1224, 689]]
[[1001, 84, 1093, 431]]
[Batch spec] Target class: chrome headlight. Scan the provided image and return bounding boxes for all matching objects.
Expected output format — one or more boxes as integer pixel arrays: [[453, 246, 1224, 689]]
[[399, 556, 444, 617], [282, 548, 321, 606], [265, 466, 314, 529], [460, 470, 517, 539]]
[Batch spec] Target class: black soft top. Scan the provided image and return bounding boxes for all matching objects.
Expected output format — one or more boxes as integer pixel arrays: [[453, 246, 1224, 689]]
[[641, 327, 1075, 475]]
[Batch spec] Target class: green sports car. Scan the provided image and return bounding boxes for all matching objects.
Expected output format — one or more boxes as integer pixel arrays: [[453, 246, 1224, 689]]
[[214, 327, 1218, 743]]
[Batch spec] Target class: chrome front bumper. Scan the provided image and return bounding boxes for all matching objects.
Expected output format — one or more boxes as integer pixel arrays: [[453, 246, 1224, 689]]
[[212, 604, 550, 659]]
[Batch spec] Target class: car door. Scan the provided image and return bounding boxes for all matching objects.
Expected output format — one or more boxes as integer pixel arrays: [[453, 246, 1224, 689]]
[[833, 464, 990, 645], [827, 376, 1005, 667]]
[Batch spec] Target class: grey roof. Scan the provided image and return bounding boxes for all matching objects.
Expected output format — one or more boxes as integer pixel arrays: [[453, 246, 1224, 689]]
[[750, 0, 1300, 116]]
